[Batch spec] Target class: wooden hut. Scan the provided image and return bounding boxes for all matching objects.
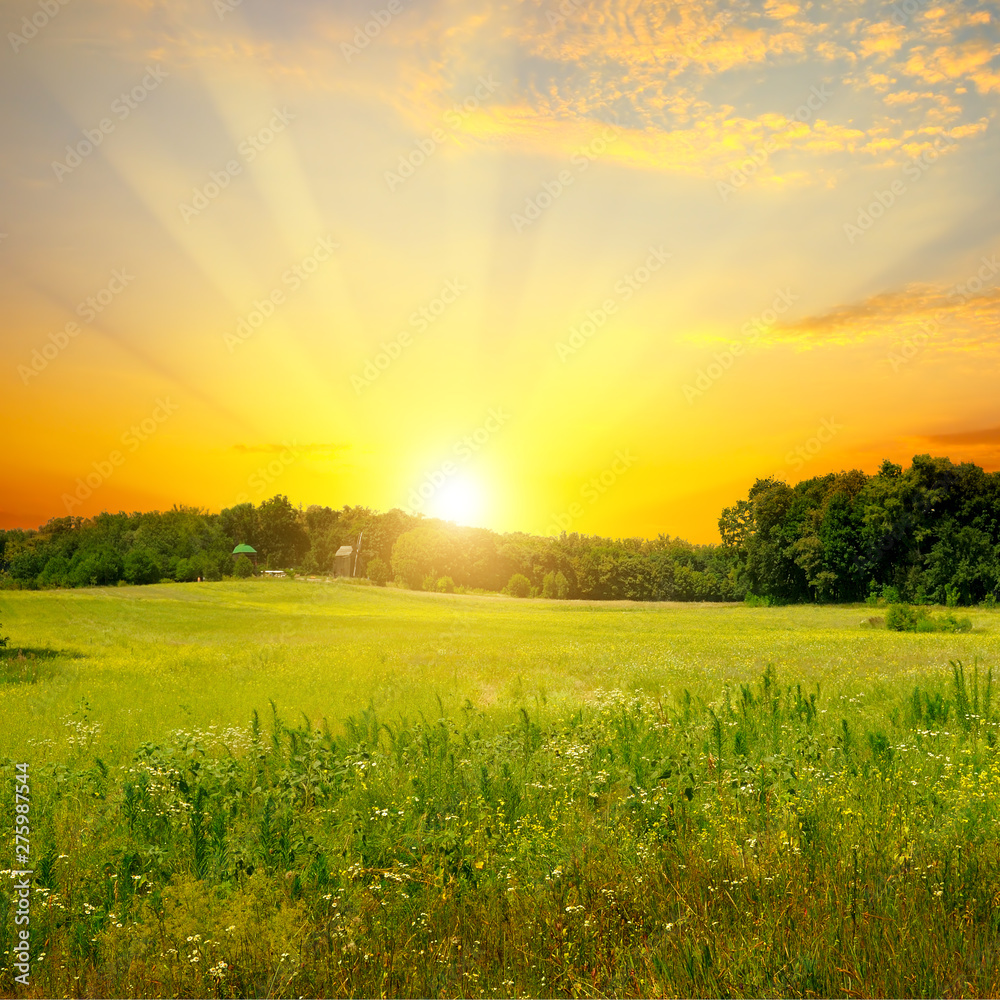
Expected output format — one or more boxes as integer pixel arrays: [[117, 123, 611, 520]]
[[334, 545, 353, 577]]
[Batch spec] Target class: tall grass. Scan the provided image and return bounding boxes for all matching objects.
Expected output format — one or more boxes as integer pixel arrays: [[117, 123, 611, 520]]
[[3, 584, 1000, 996], [4, 664, 1000, 997]]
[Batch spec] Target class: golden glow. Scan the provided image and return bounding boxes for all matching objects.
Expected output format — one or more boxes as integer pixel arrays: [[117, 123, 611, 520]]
[[426, 475, 485, 528], [1, 0, 998, 542]]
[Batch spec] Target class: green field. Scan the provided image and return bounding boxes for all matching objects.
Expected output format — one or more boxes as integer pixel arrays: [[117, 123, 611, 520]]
[[3, 582, 1000, 997]]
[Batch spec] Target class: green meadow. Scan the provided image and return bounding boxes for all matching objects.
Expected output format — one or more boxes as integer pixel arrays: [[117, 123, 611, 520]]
[[3, 582, 1000, 997]]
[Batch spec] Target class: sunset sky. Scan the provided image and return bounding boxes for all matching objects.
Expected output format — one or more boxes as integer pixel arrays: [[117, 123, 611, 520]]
[[2, 0, 999, 543]]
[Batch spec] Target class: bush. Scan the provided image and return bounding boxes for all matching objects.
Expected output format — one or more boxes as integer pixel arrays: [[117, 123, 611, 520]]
[[504, 573, 531, 598], [542, 571, 569, 599], [233, 555, 254, 578], [938, 612, 973, 633], [436, 576, 455, 593], [886, 603, 972, 633], [886, 604, 919, 631], [366, 556, 389, 586], [173, 558, 196, 583]]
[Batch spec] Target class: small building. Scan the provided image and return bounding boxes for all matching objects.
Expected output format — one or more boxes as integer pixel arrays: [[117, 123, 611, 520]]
[[334, 545, 353, 577], [232, 543, 257, 564]]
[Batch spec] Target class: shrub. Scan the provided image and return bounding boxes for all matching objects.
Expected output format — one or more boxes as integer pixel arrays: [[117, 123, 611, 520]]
[[436, 576, 455, 593], [173, 558, 196, 582], [233, 554, 254, 578], [366, 556, 389, 586], [886, 603, 972, 633], [504, 573, 531, 598], [938, 612, 973, 633], [886, 603, 919, 631]]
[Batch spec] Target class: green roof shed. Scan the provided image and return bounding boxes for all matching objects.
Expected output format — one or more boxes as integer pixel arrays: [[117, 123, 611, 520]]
[[232, 543, 257, 562]]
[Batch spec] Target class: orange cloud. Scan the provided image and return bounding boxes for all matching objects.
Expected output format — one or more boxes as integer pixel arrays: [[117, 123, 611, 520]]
[[761, 281, 1000, 351]]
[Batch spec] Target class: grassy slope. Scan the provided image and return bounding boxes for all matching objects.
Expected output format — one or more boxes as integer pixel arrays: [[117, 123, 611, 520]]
[[4, 584, 1000, 998], [3, 581, 997, 761]]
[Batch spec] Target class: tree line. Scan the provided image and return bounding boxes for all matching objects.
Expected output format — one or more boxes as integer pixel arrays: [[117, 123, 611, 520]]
[[720, 455, 1000, 606], [2, 455, 998, 605], [0, 497, 735, 601]]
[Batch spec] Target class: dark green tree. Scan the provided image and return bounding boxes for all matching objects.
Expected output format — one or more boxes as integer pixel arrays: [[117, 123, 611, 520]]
[[123, 548, 161, 585], [257, 495, 309, 567]]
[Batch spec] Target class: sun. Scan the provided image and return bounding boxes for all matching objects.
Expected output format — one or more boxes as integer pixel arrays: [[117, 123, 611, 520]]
[[427, 475, 484, 527]]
